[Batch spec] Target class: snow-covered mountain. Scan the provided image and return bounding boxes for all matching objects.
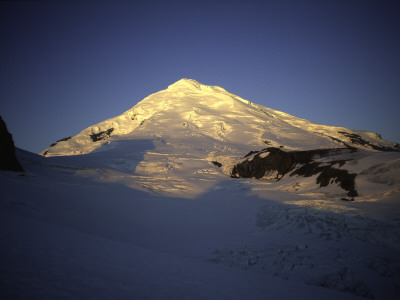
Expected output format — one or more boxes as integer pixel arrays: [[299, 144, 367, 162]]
[[40, 79, 400, 200], [42, 78, 399, 157], [2, 80, 400, 299]]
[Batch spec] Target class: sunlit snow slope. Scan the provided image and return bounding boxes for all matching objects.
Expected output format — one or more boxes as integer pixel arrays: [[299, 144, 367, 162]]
[[42, 78, 399, 157], [40, 79, 400, 198]]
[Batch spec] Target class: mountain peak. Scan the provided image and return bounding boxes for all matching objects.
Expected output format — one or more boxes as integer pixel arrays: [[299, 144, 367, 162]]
[[41, 79, 400, 159], [168, 78, 202, 89], [167, 78, 227, 93]]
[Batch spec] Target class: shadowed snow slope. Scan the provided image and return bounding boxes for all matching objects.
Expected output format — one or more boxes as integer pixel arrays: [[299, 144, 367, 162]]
[[1, 149, 399, 299]]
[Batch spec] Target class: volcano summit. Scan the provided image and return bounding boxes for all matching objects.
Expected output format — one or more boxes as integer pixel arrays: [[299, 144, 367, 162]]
[[40, 79, 400, 200], [42, 78, 399, 157]]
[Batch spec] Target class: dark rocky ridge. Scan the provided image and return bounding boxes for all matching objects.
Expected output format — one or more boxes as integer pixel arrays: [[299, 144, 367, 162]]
[[0, 116, 24, 172], [90, 128, 114, 142], [231, 147, 358, 197], [50, 136, 72, 147], [211, 161, 222, 167], [338, 131, 400, 152]]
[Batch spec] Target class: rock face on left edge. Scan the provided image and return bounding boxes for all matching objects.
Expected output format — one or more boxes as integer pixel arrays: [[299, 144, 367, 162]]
[[0, 116, 24, 172]]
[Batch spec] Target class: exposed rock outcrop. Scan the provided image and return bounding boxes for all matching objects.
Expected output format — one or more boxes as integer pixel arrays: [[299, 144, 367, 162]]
[[231, 147, 358, 197], [0, 116, 24, 172], [49, 136, 72, 147], [338, 131, 400, 152], [90, 128, 114, 142]]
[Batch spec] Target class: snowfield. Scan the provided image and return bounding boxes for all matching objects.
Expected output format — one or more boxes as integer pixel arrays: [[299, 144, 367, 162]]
[[1, 79, 400, 299]]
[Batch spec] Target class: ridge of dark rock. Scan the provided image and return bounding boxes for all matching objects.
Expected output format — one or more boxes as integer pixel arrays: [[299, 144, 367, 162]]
[[0, 116, 24, 172], [231, 147, 358, 198]]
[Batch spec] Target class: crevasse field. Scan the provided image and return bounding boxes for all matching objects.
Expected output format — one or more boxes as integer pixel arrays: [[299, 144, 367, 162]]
[[1, 79, 400, 299]]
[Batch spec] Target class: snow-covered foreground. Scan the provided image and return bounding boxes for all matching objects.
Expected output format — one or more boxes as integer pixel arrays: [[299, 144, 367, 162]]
[[1, 150, 399, 299]]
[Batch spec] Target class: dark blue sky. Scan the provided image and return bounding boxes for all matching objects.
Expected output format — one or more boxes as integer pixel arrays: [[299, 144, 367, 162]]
[[1, 0, 399, 153]]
